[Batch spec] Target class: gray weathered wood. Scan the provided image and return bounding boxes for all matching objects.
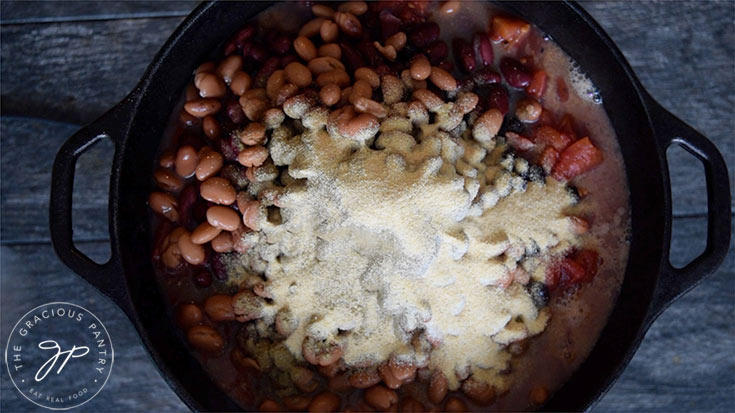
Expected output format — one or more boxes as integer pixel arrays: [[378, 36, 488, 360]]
[[0, 1, 197, 24]]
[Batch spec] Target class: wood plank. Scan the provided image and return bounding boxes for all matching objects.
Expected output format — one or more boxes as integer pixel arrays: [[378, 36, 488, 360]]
[[0, 217, 731, 411], [0, 16, 185, 125], [581, 0, 735, 216], [0, 1, 197, 24]]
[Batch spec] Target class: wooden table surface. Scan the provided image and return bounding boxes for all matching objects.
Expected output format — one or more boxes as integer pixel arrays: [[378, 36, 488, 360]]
[[1, 1, 733, 411]]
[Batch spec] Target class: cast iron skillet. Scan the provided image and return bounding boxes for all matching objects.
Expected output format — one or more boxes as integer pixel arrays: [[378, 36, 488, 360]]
[[49, 1, 731, 411]]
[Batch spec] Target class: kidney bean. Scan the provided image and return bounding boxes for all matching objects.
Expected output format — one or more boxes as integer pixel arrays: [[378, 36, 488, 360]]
[[284, 395, 312, 411], [444, 397, 467, 412], [174, 145, 198, 178], [334, 11, 362, 38], [210, 231, 234, 253], [429, 66, 457, 91], [472, 32, 494, 67], [424, 40, 448, 66], [206, 206, 240, 231], [254, 56, 280, 89], [308, 392, 340, 413], [285, 62, 313, 88], [320, 83, 341, 106], [453, 38, 476, 72], [269, 33, 292, 56], [357, 40, 384, 67], [438, 60, 454, 72], [526, 69, 548, 99], [247, 43, 268, 64], [230, 71, 252, 96], [409, 22, 439, 48], [279, 53, 300, 69], [349, 368, 381, 389], [195, 151, 223, 182], [462, 378, 496, 405], [300, 17, 326, 37], [339, 42, 365, 71], [187, 325, 224, 354], [320, 19, 339, 42], [294, 36, 318, 61], [428, 370, 448, 404], [338, 1, 367, 15], [486, 84, 509, 115], [200, 177, 235, 205], [184, 98, 222, 118], [379, 10, 402, 40], [365, 385, 398, 411], [176, 303, 203, 329], [500, 57, 532, 88], [159, 151, 175, 168], [259, 399, 282, 412], [515, 97, 542, 123], [149, 192, 179, 222], [232, 24, 255, 48], [204, 294, 235, 322]]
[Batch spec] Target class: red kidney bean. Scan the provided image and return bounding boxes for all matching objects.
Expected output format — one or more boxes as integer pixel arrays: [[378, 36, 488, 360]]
[[357, 40, 383, 67], [487, 84, 510, 115], [409, 22, 439, 48], [474, 67, 501, 86], [473, 32, 494, 66], [500, 57, 532, 88], [379, 10, 402, 40], [193, 271, 213, 288], [453, 38, 476, 72], [233, 25, 256, 48], [425, 40, 448, 65], [178, 183, 201, 230], [226, 100, 246, 125], [209, 253, 230, 281], [437, 60, 453, 72], [279, 54, 299, 68], [269, 33, 292, 55], [254, 56, 280, 88], [340, 42, 365, 71]]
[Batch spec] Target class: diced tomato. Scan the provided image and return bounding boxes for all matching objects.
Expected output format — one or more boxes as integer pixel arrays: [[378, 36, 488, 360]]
[[490, 16, 530, 44], [572, 249, 601, 279], [506, 132, 535, 151], [538, 109, 556, 126], [526, 70, 547, 99], [558, 113, 578, 141], [556, 76, 569, 102], [534, 125, 573, 152], [539, 146, 559, 175], [551, 137, 603, 181], [560, 257, 586, 284], [545, 262, 561, 291]]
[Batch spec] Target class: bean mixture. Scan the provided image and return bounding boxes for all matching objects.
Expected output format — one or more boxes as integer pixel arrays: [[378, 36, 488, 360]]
[[149, 2, 630, 411]]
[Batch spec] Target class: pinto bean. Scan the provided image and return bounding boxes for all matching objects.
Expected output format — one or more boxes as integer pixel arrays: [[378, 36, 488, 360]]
[[187, 325, 224, 354], [191, 222, 222, 244], [320, 83, 341, 106], [328, 373, 352, 393], [294, 36, 318, 61], [175, 145, 198, 178], [472, 108, 504, 143], [312, 3, 335, 18], [176, 303, 203, 329], [429, 66, 457, 91], [303, 336, 343, 366], [440, 0, 461, 15], [211, 231, 234, 253], [154, 168, 184, 192], [202, 116, 221, 139], [337, 1, 367, 15], [266, 70, 286, 102], [388, 360, 416, 382], [149, 192, 179, 222], [291, 366, 319, 393], [318, 43, 342, 59], [230, 71, 252, 96], [316, 69, 350, 87], [349, 368, 381, 389], [177, 232, 205, 265], [444, 397, 467, 412], [334, 12, 362, 37], [159, 151, 175, 168], [241, 199, 261, 231], [284, 395, 312, 411], [206, 206, 241, 231], [259, 400, 281, 412], [217, 54, 243, 84], [308, 391, 340, 413], [237, 146, 269, 168], [285, 62, 313, 87], [300, 17, 326, 37], [194, 71, 226, 98], [386, 32, 407, 51], [195, 149, 224, 181], [184, 98, 222, 118], [530, 385, 549, 405], [239, 122, 267, 145], [354, 97, 387, 118], [320, 19, 339, 43], [378, 364, 402, 389], [515, 97, 542, 123], [428, 370, 448, 404], [242, 98, 268, 121], [204, 294, 235, 322], [365, 385, 398, 411], [200, 177, 236, 205], [354, 67, 380, 88], [462, 378, 496, 405], [308, 56, 345, 74], [399, 397, 424, 412]]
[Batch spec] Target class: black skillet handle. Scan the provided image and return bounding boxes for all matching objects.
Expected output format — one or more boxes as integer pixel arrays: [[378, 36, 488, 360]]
[[50, 98, 135, 316], [644, 94, 732, 318]]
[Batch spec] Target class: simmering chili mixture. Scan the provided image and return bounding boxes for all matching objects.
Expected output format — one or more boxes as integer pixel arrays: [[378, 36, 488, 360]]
[[148, 1, 630, 411]]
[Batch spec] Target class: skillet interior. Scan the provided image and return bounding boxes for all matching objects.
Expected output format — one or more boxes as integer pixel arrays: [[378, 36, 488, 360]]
[[112, 2, 667, 410]]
